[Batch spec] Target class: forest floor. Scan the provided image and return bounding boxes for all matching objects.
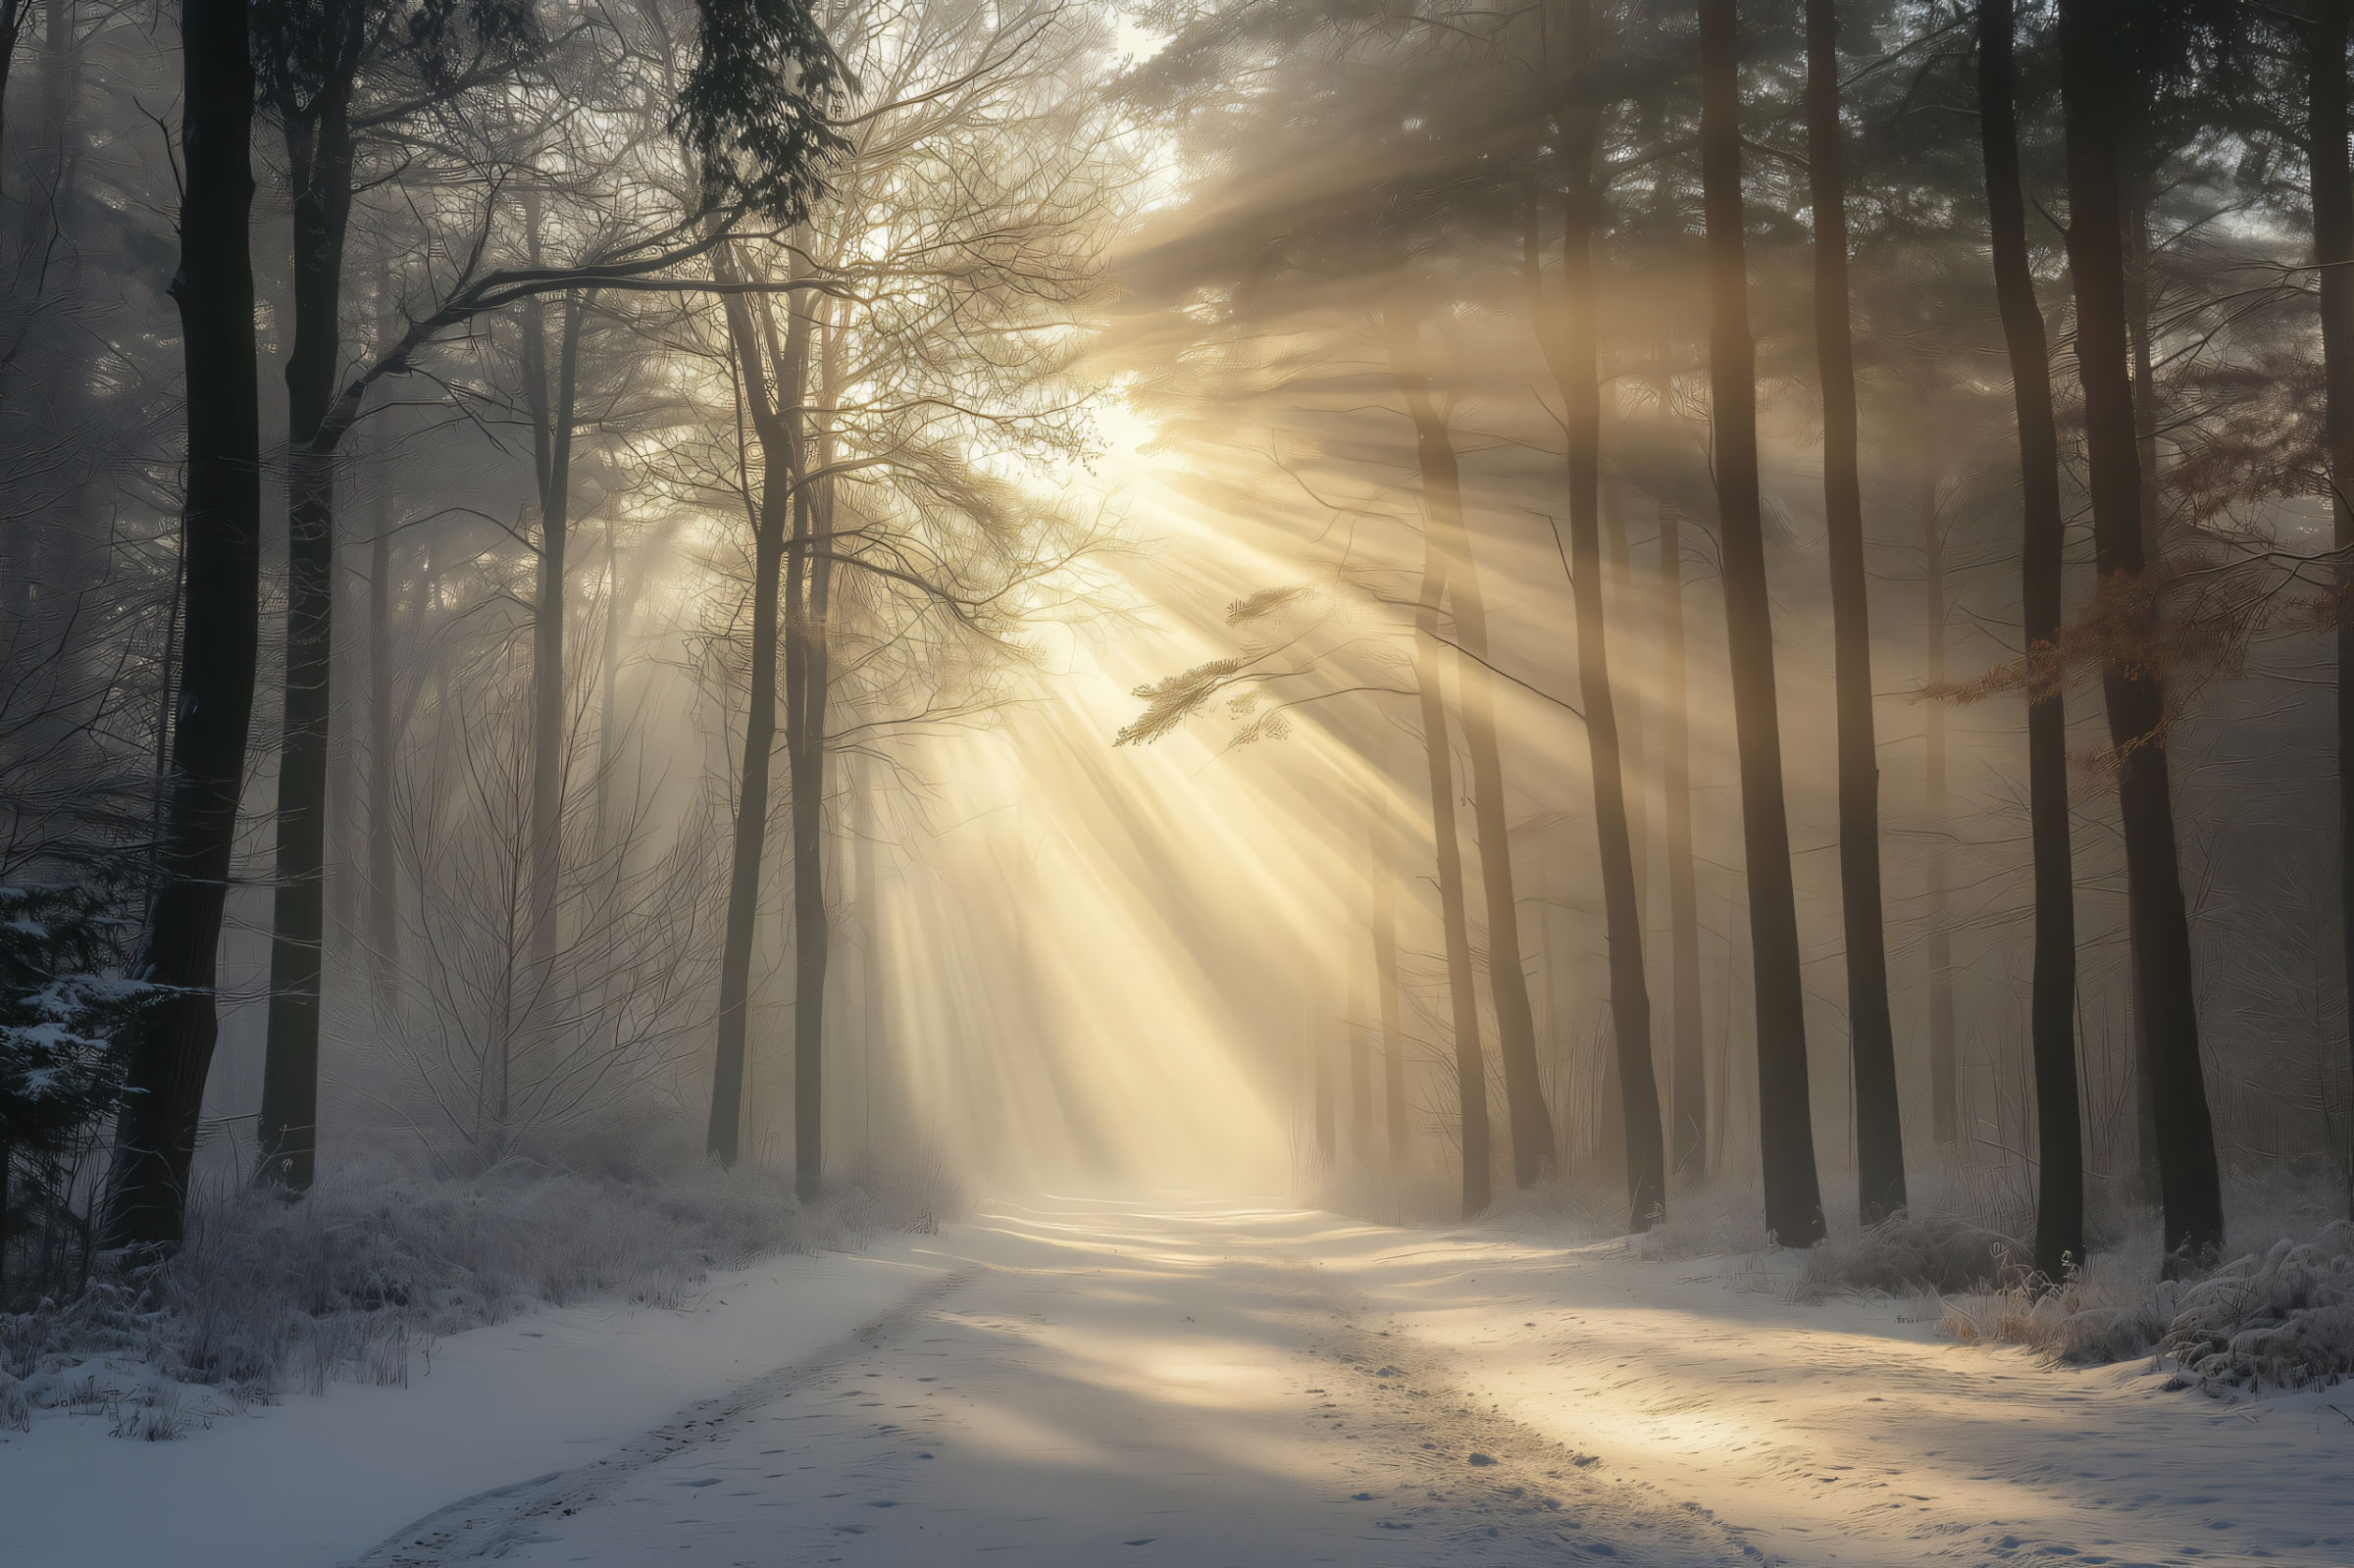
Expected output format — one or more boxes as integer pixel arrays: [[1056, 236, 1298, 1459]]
[[6, 1195, 2351, 1567]]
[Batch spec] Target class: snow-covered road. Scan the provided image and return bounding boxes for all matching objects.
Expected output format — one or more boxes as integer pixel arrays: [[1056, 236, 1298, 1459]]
[[12, 1195, 2351, 1567], [355, 1197, 1755, 1566]]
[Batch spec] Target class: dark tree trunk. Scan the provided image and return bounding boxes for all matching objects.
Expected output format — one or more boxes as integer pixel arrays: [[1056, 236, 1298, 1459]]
[[2123, 182, 2164, 1199], [1528, 51, 1665, 1226], [366, 482, 397, 983], [2055, 0, 2225, 1265], [1371, 825, 1410, 1170], [783, 298, 839, 1201], [1698, 0, 1827, 1247], [708, 255, 809, 1168], [1923, 465, 1956, 1145], [521, 190, 583, 971], [1390, 312, 1492, 1217], [1391, 324, 1557, 1190], [2307, 0, 2354, 1221], [1804, 0, 1906, 1224], [104, 0, 262, 1251], [1602, 474, 1647, 902], [0, 0, 24, 181], [1978, 0, 2083, 1282], [1658, 497, 1706, 1176], [256, 94, 357, 1193]]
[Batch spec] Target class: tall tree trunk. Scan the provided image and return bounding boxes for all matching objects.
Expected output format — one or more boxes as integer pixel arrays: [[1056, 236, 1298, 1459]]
[[104, 0, 262, 1251], [0, 0, 24, 177], [1528, 48, 1665, 1225], [783, 294, 840, 1200], [1805, 0, 1906, 1223], [1313, 1008, 1336, 1163], [1698, 0, 1827, 1247], [1978, 0, 2083, 1281], [1370, 824, 1410, 1170], [1349, 926, 1372, 1159], [853, 751, 884, 1156], [2055, 0, 2225, 1264], [366, 480, 397, 985], [2123, 181, 2164, 1197], [2311, 0, 2354, 1223], [1391, 308, 1492, 1216], [521, 191, 582, 973], [1658, 496, 1706, 1175], [1389, 317, 1558, 1189], [707, 251, 808, 1167], [1923, 466, 1956, 1145], [256, 94, 357, 1193], [1602, 474, 1648, 902]]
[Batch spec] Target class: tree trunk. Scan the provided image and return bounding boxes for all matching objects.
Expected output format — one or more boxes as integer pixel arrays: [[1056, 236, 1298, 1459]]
[[1658, 496, 1706, 1176], [1391, 308, 1492, 1217], [1804, 0, 1906, 1223], [783, 297, 840, 1201], [256, 96, 357, 1193], [1602, 474, 1647, 903], [1923, 466, 1956, 1145], [1370, 825, 1410, 1170], [853, 752, 884, 1156], [1978, 0, 2083, 1282], [521, 191, 583, 973], [2123, 181, 2164, 1198], [1528, 64, 1665, 1226], [1389, 318, 1558, 1189], [708, 251, 809, 1168], [1349, 923, 1372, 1159], [2311, 0, 2354, 1223], [1698, 0, 1827, 1247], [366, 481, 397, 985], [2055, 0, 2225, 1265], [105, 0, 263, 1251], [0, 0, 23, 177]]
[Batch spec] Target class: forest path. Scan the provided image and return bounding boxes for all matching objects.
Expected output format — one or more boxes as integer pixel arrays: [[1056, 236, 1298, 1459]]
[[353, 1196, 1754, 1567]]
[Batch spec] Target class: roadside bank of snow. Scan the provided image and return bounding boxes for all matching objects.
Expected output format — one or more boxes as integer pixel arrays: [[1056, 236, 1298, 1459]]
[[0, 1239, 950, 1568]]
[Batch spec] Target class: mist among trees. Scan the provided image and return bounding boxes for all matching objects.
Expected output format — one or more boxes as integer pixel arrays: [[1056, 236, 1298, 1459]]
[[6, 0, 2354, 1560]]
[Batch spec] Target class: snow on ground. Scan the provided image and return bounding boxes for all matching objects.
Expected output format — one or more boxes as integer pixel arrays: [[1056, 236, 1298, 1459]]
[[0, 1241, 955, 1568], [8, 1197, 2352, 1567]]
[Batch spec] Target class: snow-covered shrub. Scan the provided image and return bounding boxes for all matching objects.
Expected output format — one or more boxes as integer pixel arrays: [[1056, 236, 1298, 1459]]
[[0, 1133, 959, 1430], [1941, 1208, 2354, 1393], [2159, 1227, 2354, 1393]]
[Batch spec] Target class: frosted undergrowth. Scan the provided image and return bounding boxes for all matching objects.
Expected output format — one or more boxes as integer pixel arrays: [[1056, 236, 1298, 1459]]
[[0, 1138, 958, 1437], [1444, 1163, 2354, 1396]]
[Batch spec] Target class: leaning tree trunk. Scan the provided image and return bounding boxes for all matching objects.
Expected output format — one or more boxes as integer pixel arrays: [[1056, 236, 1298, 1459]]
[[1657, 496, 1707, 1176], [1390, 319, 1559, 1189], [1805, 0, 1906, 1223], [1698, 0, 1827, 1247], [707, 254, 809, 1167], [1528, 58, 1665, 1227], [105, 0, 263, 1251], [1389, 309, 1493, 1217], [1978, 0, 2083, 1281], [256, 94, 358, 1193], [2311, 0, 2354, 1223], [2055, 0, 2225, 1264]]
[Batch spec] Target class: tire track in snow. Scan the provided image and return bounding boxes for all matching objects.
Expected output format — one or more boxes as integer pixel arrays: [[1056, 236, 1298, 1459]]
[[344, 1267, 979, 1566]]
